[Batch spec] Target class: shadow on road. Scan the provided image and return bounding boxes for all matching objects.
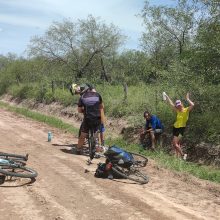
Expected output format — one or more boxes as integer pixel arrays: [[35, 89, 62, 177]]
[[60, 145, 89, 156], [52, 143, 75, 148]]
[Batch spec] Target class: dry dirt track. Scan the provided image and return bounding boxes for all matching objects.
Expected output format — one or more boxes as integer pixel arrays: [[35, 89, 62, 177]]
[[0, 108, 220, 220]]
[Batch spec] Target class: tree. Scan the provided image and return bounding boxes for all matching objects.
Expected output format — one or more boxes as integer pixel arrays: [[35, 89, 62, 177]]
[[28, 15, 125, 81], [141, 0, 198, 60], [111, 50, 153, 84], [187, 0, 220, 84]]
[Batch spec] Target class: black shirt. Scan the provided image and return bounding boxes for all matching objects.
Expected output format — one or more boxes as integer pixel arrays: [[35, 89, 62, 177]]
[[78, 91, 102, 119]]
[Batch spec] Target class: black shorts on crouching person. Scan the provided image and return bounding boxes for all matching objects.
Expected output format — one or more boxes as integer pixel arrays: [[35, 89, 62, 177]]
[[173, 127, 185, 137], [80, 118, 101, 134]]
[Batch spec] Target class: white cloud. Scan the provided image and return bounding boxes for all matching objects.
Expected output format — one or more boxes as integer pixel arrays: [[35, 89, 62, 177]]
[[1, 0, 144, 31], [0, 0, 146, 55]]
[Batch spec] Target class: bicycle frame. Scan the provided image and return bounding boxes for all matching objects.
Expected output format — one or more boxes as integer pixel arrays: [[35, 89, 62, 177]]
[[0, 158, 14, 165], [0, 157, 38, 179], [0, 158, 21, 168]]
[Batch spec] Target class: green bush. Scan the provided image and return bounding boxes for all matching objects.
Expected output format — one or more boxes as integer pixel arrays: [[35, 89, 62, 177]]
[[0, 80, 9, 95], [52, 88, 76, 106], [8, 84, 32, 99], [2, 79, 220, 145]]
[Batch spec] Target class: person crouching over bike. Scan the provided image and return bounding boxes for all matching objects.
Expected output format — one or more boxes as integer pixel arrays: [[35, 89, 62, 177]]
[[140, 111, 164, 150], [70, 83, 104, 154]]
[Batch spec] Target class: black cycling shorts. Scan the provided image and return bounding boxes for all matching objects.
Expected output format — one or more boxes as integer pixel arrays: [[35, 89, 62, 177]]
[[80, 118, 101, 133], [173, 127, 185, 137]]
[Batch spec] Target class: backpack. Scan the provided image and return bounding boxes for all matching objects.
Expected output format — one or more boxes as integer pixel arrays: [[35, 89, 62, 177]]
[[94, 163, 109, 178], [104, 145, 134, 168]]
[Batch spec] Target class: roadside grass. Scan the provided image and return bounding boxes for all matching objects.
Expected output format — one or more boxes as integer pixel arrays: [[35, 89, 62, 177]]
[[0, 101, 78, 134], [6, 83, 220, 143], [0, 101, 219, 184]]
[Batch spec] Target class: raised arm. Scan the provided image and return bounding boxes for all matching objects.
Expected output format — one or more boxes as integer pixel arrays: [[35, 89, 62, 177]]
[[165, 93, 176, 111], [186, 92, 194, 111]]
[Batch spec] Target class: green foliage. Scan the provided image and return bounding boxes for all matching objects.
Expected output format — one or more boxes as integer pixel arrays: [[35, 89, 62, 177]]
[[189, 112, 220, 143], [4, 79, 219, 145], [28, 15, 125, 80], [0, 101, 78, 134], [0, 80, 9, 95], [9, 84, 32, 99], [52, 88, 76, 106]]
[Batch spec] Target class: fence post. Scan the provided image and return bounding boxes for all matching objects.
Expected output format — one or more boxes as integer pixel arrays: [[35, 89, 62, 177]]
[[51, 81, 55, 94], [123, 83, 128, 102]]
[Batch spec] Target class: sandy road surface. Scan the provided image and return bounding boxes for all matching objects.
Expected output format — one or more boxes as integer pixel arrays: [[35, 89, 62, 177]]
[[0, 108, 220, 220]]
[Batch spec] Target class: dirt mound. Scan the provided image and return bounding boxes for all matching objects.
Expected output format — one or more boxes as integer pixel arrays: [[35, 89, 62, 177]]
[[121, 125, 220, 167], [188, 142, 220, 166]]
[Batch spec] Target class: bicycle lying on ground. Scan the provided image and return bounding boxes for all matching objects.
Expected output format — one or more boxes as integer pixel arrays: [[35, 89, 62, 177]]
[[0, 152, 38, 184], [94, 146, 149, 184]]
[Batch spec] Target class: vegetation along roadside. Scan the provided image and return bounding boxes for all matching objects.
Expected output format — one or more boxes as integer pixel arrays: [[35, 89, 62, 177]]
[[0, 101, 219, 184]]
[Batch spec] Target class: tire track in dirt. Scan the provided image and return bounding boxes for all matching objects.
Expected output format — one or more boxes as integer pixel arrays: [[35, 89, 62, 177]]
[[19, 138, 162, 220]]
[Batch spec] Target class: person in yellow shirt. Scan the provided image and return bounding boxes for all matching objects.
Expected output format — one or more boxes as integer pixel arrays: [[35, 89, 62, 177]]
[[164, 92, 194, 160]]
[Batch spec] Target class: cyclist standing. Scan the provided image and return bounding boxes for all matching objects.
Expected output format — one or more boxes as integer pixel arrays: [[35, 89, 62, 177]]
[[164, 92, 194, 160], [70, 83, 104, 154]]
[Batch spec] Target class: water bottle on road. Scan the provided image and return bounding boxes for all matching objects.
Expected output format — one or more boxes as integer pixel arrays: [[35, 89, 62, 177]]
[[48, 131, 53, 142]]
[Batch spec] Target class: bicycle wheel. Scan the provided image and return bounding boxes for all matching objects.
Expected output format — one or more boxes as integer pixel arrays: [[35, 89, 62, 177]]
[[0, 164, 38, 178], [0, 152, 28, 165], [130, 152, 148, 168], [88, 130, 96, 160], [112, 165, 149, 184]]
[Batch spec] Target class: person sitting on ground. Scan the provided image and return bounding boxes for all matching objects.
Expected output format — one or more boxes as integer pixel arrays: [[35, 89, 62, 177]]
[[140, 111, 164, 150], [69, 83, 104, 154], [164, 92, 194, 160]]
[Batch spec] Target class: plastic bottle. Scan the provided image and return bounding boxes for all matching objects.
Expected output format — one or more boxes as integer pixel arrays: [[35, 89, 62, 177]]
[[162, 92, 167, 101], [48, 131, 53, 142]]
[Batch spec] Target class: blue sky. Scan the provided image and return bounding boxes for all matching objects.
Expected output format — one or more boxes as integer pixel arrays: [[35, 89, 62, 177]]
[[0, 0, 174, 56]]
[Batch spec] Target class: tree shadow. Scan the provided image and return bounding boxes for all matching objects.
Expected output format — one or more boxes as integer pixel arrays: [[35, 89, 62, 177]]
[[110, 178, 142, 185], [60, 145, 89, 156], [52, 143, 76, 148], [84, 169, 142, 185]]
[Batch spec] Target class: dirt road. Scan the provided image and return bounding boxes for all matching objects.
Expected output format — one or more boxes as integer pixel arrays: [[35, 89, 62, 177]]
[[0, 108, 220, 220]]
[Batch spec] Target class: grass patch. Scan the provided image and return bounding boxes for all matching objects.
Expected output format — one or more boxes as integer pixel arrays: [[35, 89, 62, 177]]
[[0, 101, 219, 184], [0, 101, 78, 134]]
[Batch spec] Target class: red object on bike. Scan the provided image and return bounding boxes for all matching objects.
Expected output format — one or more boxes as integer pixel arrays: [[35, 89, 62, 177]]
[[105, 162, 112, 171]]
